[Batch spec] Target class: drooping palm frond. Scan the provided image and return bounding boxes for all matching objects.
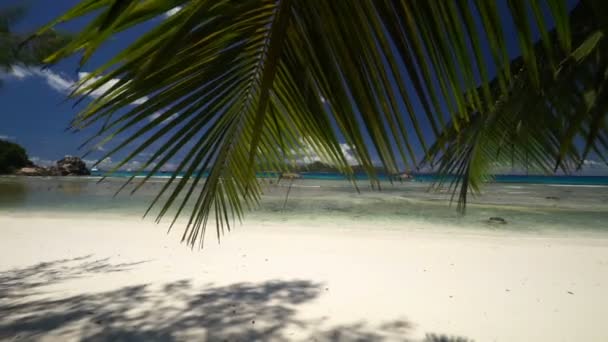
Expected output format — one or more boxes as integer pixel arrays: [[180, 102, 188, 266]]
[[424, 0, 608, 212], [35, 0, 575, 246]]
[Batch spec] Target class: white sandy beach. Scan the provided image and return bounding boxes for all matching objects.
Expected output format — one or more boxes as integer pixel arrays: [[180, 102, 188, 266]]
[[1, 214, 608, 341]]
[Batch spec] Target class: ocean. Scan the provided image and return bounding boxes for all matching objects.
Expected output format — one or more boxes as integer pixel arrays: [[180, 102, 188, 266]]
[[93, 170, 608, 186], [1, 173, 607, 234]]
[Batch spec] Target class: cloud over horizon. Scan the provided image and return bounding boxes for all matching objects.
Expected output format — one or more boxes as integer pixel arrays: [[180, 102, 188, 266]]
[[27, 156, 176, 172], [2, 66, 147, 104], [290, 142, 359, 166], [77, 72, 148, 104], [4, 66, 74, 93]]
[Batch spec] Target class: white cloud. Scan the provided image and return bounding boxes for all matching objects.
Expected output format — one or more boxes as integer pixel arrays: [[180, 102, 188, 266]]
[[78, 72, 148, 104], [77, 72, 115, 98], [582, 159, 606, 168], [29, 156, 55, 167], [82, 157, 179, 172], [339, 143, 358, 165], [5, 66, 74, 93], [289, 141, 358, 166], [1, 66, 148, 105], [26, 155, 178, 172], [0, 134, 15, 141], [45, 71, 74, 92], [84, 158, 110, 169], [9, 67, 29, 79], [83, 157, 121, 170], [165, 6, 182, 17]]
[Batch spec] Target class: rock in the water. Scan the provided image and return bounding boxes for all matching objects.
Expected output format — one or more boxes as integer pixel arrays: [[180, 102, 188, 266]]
[[56, 156, 90, 176], [280, 172, 301, 180], [488, 217, 507, 224]]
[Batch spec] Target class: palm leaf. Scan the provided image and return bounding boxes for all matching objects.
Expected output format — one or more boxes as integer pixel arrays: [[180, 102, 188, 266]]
[[36, 0, 576, 246], [0, 5, 70, 73], [425, 1, 608, 212]]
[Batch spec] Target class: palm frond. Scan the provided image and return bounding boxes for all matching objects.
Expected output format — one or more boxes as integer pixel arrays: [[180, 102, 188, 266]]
[[36, 0, 576, 246], [0, 5, 70, 72], [425, 0, 608, 212]]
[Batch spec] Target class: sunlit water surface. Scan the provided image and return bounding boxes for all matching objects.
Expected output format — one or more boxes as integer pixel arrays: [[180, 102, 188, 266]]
[[1, 175, 608, 234]]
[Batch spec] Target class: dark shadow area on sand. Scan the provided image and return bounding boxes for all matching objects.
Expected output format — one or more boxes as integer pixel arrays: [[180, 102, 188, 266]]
[[0, 256, 471, 341]]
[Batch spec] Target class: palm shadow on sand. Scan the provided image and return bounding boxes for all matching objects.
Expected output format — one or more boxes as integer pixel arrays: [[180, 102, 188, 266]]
[[0, 256, 470, 341]]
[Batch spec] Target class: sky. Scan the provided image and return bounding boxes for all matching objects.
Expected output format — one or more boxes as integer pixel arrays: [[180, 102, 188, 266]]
[[1, 0, 169, 170], [0, 0, 606, 175]]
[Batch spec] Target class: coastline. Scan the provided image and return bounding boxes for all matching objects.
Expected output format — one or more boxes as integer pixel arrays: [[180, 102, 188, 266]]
[[2, 176, 608, 341], [1, 214, 608, 341], [3, 175, 608, 236]]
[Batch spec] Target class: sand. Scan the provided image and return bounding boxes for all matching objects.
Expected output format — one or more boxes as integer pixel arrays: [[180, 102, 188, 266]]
[[1, 214, 607, 341]]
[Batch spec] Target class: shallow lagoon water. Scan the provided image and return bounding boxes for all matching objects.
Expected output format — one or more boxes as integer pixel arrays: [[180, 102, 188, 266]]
[[1, 175, 607, 234]]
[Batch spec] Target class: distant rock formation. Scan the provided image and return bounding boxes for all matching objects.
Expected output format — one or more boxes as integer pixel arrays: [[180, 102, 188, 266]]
[[53, 156, 91, 176], [13, 156, 90, 177], [1, 140, 91, 176]]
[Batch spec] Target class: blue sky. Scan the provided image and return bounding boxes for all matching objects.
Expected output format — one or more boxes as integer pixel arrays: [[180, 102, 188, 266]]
[[1, 0, 606, 174], [1, 0, 168, 170]]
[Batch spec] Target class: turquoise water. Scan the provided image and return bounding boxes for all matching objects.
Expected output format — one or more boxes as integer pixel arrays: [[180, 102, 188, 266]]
[[94, 170, 608, 186], [1, 174, 608, 233]]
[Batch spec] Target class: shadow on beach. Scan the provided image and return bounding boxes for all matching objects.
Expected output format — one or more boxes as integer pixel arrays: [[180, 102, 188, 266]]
[[0, 256, 471, 341]]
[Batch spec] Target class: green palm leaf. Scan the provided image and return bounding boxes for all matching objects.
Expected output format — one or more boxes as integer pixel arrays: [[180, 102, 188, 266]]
[[425, 1, 608, 212], [0, 5, 70, 75], [35, 0, 581, 246]]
